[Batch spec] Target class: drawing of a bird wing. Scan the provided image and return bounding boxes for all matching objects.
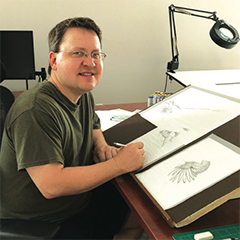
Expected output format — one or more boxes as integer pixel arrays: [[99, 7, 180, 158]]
[[168, 160, 210, 183]]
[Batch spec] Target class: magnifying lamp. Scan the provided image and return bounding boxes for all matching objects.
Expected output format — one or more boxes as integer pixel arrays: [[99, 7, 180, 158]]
[[210, 19, 239, 49], [167, 4, 239, 73]]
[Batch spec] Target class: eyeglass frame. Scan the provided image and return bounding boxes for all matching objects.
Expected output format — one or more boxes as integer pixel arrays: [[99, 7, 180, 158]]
[[56, 49, 107, 61]]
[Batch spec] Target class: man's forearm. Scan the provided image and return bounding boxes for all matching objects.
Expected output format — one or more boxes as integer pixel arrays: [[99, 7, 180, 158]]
[[93, 128, 108, 148], [27, 159, 123, 199]]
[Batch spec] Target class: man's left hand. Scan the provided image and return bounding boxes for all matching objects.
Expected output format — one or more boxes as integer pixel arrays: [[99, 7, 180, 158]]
[[94, 145, 119, 163]]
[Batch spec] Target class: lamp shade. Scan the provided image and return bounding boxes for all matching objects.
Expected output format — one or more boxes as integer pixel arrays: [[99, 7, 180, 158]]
[[210, 19, 239, 49]]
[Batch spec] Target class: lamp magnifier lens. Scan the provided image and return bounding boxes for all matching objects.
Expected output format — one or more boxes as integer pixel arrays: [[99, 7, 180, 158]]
[[219, 27, 234, 40]]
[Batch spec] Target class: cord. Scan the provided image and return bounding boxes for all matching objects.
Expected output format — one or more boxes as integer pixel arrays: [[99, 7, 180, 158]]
[[163, 74, 168, 93]]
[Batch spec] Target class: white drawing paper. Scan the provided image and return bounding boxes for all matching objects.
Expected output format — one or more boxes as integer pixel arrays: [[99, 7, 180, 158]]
[[133, 86, 240, 169], [140, 87, 240, 131], [135, 134, 240, 210]]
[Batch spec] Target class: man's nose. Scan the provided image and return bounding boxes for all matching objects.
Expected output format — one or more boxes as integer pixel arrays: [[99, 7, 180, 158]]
[[82, 54, 96, 67]]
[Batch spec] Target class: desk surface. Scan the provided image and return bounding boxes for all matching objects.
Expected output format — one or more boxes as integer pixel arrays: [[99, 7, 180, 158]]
[[166, 69, 240, 100], [96, 102, 240, 240]]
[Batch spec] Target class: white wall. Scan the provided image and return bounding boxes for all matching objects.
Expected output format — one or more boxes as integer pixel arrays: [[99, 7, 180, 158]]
[[0, 0, 240, 104]]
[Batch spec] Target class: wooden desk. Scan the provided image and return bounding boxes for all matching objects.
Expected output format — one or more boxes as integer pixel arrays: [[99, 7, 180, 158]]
[[96, 102, 240, 240], [96, 102, 147, 112]]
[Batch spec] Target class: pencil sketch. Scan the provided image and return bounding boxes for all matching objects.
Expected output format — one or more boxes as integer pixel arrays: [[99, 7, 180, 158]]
[[160, 101, 180, 114], [159, 130, 179, 146], [168, 160, 210, 183], [159, 128, 189, 147], [160, 101, 220, 114]]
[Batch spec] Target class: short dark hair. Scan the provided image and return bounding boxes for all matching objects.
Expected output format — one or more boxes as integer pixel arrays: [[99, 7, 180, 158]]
[[48, 17, 102, 75]]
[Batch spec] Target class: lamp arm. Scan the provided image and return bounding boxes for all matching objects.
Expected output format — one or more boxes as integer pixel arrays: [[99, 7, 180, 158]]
[[167, 6, 179, 73], [172, 5, 219, 21], [167, 4, 219, 73]]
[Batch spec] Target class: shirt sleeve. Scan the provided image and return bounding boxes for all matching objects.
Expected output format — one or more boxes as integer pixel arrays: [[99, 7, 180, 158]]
[[12, 108, 65, 171]]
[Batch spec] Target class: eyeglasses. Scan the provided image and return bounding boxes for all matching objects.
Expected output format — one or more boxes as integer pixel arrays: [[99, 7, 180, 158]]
[[57, 50, 107, 61]]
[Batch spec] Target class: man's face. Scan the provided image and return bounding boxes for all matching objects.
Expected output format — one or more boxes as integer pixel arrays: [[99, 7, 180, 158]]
[[50, 27, 103, 101]]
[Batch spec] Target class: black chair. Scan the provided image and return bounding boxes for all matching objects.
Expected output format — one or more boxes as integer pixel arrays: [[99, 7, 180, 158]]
[[0, 86, 14, 147], [0, 219, 60, 239], [0, 63, 60, 239]]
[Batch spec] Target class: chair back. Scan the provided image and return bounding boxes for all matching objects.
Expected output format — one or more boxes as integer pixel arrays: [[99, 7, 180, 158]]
[[0, 85, 15, 148]]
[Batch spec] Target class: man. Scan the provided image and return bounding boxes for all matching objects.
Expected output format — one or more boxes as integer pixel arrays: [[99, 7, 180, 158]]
[[0, 17, 145, 239]]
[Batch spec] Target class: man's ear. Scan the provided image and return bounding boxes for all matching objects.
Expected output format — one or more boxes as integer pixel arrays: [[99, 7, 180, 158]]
[[49, 52, 57, 71]]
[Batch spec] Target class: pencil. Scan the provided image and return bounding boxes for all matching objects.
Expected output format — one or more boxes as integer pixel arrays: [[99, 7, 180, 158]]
[[113, 142, 127, 147], [215, 82, 240, 85]]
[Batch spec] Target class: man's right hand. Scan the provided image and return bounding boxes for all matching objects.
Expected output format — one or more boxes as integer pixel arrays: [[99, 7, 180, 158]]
[[113, 142, 145, 174]]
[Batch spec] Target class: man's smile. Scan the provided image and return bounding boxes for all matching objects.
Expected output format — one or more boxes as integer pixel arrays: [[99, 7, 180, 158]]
[[78, 72, 94, 76]]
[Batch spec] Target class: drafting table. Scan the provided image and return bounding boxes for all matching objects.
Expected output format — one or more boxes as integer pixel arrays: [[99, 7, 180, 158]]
[[166, 69, 240, 99], [96, 102, 240, 240]]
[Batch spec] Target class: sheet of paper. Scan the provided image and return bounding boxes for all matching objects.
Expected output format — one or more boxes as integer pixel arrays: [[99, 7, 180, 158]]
[[140, 87, 240, 131], [133, 86, 240, 168], [135, 134, 240, 210], [96, 109, 136, 131]]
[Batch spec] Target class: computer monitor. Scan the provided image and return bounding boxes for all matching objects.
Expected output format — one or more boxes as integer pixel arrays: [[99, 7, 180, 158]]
[[0, 30, 35, 80]]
